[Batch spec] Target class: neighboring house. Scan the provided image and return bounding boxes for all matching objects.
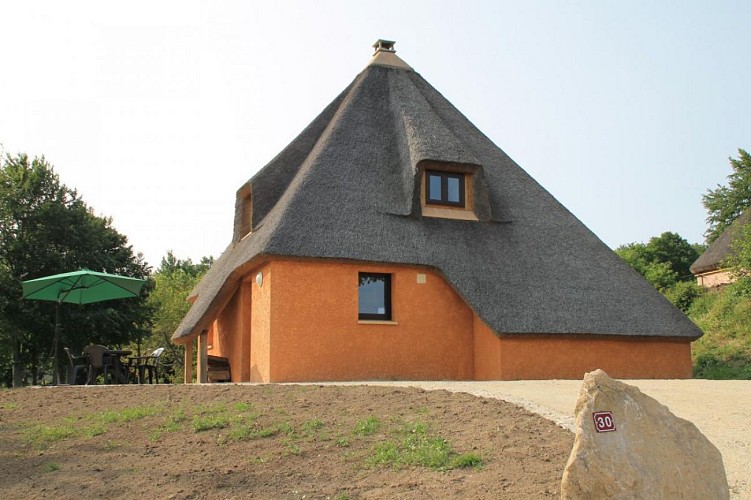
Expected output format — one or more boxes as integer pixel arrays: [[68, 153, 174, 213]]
[[691, 209, 751, 287], [172, 40, 702, 382]]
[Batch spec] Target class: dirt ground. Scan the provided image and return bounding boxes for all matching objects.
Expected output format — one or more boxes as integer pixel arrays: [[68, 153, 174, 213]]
[[366, 380, 750, 499], [0, 384, 573, 499]]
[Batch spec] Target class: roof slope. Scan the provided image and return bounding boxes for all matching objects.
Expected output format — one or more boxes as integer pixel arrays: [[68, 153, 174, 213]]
[[691, 209, 751, 274], [173, 49, 703, 342]]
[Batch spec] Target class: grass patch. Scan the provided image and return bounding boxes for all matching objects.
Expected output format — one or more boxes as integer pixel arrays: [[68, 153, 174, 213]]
[[367, 420, 483, 471], [43, 463, 60, 473], [302, 417, 324, 437], [353, 416, 379, 436], [97, 405, 162, 424], [26, 421, 76, 446], [192, 414, 230, 432]]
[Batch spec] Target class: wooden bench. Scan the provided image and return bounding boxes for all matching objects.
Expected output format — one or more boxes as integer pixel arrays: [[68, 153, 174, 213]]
[[207, 355, 231, 383]]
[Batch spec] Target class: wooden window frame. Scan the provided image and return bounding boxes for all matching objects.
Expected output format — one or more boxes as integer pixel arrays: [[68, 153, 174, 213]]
[[358, 272, 392, 321], [425, 170, 466, 207]]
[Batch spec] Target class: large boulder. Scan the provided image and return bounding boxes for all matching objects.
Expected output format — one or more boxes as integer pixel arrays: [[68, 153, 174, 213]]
[[561, 369, 728, 499]]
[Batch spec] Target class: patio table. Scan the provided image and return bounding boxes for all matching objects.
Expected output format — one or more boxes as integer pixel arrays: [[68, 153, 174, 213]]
[[104, 349, 132, 384]]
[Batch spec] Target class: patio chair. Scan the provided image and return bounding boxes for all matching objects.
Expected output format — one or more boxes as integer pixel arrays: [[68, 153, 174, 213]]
[[131, 347, 165, 384], [63, 347, 89, 385], [83, 344, 115, 384]]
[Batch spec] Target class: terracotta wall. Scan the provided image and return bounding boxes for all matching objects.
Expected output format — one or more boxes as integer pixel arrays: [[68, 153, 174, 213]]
[[203, 257, 694, 382], [250, 263, 272, 382], [473, 315, 501, 380], [496, 336, 692, 380], [262, 259, 475, 382], [210, 282, 251, 382]]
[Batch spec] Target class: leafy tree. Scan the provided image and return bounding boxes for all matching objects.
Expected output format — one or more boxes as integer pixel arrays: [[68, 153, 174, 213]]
[[138, 251, 212, 382], [615, 232, 701, 288], [0, 153, 151, 387], [615, 232, 703, 312], [703, 148, 751, 243]]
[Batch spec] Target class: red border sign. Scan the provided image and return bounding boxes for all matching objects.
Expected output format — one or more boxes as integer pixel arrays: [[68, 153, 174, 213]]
[[592, 411, 616, 432]]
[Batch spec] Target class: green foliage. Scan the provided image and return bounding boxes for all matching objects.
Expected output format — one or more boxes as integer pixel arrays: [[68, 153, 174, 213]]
[[662, 281, 704, 313], [139, 251, 213, 382], [0, 152, 151, 387], [615, 232, 703, 311], [703, 148, 751, 243], [615, 232, 700, 287], [688, 286, 751, 379]]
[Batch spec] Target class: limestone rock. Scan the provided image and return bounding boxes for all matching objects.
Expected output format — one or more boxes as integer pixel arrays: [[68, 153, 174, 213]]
[[561, 369, 728, 499]]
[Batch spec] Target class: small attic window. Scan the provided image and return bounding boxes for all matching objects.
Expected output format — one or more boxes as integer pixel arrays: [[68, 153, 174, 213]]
[[239, 191, 252, 238], [426, 170, 465, 207], [421, 164, 478, 221]]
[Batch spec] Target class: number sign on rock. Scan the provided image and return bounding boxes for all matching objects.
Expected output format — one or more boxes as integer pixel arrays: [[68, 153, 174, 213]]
[[592, 411, 616, 433]]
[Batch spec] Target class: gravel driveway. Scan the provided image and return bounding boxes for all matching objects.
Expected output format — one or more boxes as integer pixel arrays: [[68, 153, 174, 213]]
[[341, 379, 751, 499]]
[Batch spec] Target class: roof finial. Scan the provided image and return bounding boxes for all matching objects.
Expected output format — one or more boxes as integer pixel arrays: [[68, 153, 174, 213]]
[[372, 39, 396, 55]]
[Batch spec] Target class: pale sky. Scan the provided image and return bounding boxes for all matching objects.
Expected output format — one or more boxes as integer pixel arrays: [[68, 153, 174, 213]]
[[2, 1, 749, 268]]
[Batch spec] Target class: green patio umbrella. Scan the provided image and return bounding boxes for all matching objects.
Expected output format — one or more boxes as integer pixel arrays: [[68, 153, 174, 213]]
[[22, 269, 147, 384]]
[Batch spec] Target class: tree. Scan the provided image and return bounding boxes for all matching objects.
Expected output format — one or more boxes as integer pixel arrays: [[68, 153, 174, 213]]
[[615, 232, 701, 288], [615, 232, 703, 312], [0, 153, 151, 387], [140, 251, 212, 382], [703, 148, 751, 243]]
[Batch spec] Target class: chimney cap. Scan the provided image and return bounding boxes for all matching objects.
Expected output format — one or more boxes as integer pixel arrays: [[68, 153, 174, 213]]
[[372, 39, 397, 54], [367, 39, 412, 71]]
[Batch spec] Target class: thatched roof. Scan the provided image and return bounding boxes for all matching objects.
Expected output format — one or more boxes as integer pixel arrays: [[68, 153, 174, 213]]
[[172, 43, 702, 342], [691, 209, 751, 275]]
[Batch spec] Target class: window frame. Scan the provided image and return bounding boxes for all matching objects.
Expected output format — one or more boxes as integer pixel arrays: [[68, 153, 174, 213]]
[[357, 272, 392, 321], [425, 170, 466, 207]]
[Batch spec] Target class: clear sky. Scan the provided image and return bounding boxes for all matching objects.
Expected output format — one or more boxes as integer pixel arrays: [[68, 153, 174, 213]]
[[2, 0, 749, 268]]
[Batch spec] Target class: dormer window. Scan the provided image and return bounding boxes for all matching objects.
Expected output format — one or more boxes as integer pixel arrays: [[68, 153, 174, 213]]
[[420, 163, 478, 221], [426, 170, 465, 207]]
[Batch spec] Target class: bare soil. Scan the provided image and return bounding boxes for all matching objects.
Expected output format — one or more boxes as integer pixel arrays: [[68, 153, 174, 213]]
[[0, 384, 573, 499]]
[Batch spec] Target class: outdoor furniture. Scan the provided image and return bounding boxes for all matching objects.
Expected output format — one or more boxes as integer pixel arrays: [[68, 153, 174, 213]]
[[129, 347, 165, 384], [63, 347, 89, 385], [104, 348, 133, 384], [83, 344, 115, 384], [207, 355, 231, 383]]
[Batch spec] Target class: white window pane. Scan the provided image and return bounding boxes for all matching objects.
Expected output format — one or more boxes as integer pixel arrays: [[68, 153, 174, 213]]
[[429, 174, 442, 201], [359, 279, 385, 314], [447, 177, 460, 203]]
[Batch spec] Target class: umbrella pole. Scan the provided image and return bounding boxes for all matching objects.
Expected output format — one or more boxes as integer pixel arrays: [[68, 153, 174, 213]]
[[51, 302, 61, 385]]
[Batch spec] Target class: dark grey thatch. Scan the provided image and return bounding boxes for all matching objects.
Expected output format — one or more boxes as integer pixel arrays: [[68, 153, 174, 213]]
[[691, 209, 751, 275], [173, 45, 702, 342]]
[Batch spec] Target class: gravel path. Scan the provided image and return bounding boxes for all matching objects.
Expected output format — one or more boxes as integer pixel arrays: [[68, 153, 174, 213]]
[[337, 380, 751, 499]]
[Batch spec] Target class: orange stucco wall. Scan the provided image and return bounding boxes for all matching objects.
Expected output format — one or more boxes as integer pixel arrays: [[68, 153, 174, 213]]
[[201, 257, 694, 382], [473, 315, 501, 380], [264, 260, 475, 382], [250, 263, 271, 382], [209, 280, 252, 381], [496, 336, 692, 380]]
